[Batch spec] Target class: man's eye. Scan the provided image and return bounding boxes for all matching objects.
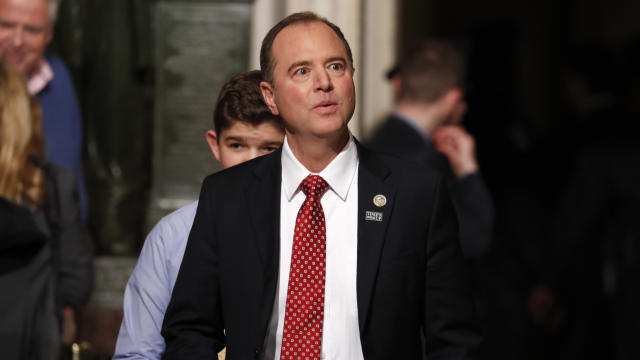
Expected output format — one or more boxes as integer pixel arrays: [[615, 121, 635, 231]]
[[264, 146, 278, 152], [329, 63, 344, 71], [229, 143, 243, 149], [25, 26, 45, 35], [294, 68, 309, 76]]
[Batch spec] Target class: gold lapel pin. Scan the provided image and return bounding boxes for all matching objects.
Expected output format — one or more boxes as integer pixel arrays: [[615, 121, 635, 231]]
[[373, 194, 387, 207]]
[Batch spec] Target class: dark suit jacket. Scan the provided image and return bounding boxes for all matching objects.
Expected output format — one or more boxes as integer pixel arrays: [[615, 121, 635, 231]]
[[161, 142, 480, 360], [366, 114, 494, 258]]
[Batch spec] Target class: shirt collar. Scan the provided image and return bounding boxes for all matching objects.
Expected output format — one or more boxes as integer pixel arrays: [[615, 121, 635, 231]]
[[282, 134, 359, 202], [27, 58, 54, 95], [392, 110, 431, 143]]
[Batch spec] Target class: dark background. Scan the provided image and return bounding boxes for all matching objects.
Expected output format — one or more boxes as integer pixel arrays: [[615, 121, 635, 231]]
[[399, 1, 640, 359]]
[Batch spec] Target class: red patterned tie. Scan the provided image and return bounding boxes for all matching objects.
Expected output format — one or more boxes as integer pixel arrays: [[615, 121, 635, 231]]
[[280, 175, 329, 360]]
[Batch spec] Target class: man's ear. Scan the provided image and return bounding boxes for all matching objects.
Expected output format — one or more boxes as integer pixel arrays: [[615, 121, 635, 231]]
[[441, 88, 467, 125], [44, 18, 55, 44], [442, 88, 463, 112], [45, 31, 53, 45], [260, 81, 280, 115], [206, 130, 222, 162], [391, 76, 402, 97]]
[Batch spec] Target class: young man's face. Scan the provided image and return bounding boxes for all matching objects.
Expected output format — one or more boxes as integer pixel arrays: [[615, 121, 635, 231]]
[[207, 121, 284, 169], [261, 21, 355, 141], [0, 0, 52, 75]]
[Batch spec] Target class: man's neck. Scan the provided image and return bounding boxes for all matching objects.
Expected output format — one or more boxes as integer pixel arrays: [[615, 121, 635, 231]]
[[394, 102, 444, 135], [285, 130, 350, 173]]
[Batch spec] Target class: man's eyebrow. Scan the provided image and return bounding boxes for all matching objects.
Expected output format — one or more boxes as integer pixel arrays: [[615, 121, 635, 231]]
[[25, 24, 46, 32], [223, 136, 246, 142], [287, 60, 311, 74], [326, 56, 347, 64]]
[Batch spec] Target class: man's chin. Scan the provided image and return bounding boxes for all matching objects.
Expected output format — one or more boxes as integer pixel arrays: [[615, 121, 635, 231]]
[[2, 56, 30, 73], [313, 124, 350, 145], [315, 118, 349, 135]]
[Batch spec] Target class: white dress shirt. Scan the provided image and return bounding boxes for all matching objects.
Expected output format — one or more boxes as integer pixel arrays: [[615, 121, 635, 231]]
[[264, 135, 363, 360]]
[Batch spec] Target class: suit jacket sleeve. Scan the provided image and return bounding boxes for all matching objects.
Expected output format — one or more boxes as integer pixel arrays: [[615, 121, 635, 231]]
[[51, 166, 93, 307], [162, 176, 225, 358], [448, 172, 494, 258], [424, 176, 482, 359]]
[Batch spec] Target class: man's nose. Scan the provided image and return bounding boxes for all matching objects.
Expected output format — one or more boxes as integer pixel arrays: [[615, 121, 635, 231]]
[[248, 149, 260, 161], [314, 68, 333, 92], [11, 27, 24, 47]]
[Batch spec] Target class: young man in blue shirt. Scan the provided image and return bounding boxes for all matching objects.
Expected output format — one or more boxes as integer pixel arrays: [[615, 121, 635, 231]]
[[113, 70, 284, 359]]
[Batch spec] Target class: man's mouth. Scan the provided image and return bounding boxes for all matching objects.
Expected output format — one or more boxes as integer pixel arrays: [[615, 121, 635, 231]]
[[2, 51, 26, 63], [313, 101, 338, 113]]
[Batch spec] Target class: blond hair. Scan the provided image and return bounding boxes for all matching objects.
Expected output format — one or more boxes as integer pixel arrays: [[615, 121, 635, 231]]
[[0, 58, 45, 209]]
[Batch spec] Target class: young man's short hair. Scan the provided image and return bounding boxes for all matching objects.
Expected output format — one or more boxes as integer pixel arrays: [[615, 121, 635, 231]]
[[213, 70, 283, 135], [397, 40, 466, 104]]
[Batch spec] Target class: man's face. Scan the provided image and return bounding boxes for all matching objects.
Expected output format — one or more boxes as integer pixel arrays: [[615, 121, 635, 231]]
[[0, 0, 52, 74], [207, 121, 284, 169], [261, 21, 355, 141]]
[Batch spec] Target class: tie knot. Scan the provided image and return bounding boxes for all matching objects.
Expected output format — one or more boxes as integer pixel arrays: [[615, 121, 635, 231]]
[[300, 175, 328, 198]]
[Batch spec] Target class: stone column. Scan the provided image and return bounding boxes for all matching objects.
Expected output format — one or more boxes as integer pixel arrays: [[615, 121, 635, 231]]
[[147, 1, 252, 230], [360, 0, 397, 139]]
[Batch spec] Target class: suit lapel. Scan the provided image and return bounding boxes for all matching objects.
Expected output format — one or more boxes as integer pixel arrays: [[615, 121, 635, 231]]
[[243, 149, 282, 339], [355, 143, 395, 334], [244, 149, 281, 266]]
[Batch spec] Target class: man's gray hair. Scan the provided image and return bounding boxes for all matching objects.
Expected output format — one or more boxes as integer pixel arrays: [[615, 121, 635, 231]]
[[48, 0, 61, 24]]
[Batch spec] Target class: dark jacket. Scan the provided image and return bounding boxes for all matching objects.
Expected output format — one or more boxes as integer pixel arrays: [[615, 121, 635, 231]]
[[162, 144, 481, 360], [367, 114, 494, 258], [0, 164, 93, 360]]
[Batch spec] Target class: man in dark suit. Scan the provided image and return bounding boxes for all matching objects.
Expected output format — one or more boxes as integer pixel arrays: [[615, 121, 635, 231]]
[[367, 41, 494, 259], [162, 12, 480, 359]]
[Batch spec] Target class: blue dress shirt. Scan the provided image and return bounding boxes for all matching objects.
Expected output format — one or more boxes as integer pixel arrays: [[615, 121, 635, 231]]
[[113, 201, 197, 359]]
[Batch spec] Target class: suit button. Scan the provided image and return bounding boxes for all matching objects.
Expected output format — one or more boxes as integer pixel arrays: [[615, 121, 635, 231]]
[[254, 348, 261, 358]]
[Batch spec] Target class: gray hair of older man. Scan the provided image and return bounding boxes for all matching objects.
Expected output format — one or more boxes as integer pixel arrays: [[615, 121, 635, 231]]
[[47, 0, 61, 24]]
